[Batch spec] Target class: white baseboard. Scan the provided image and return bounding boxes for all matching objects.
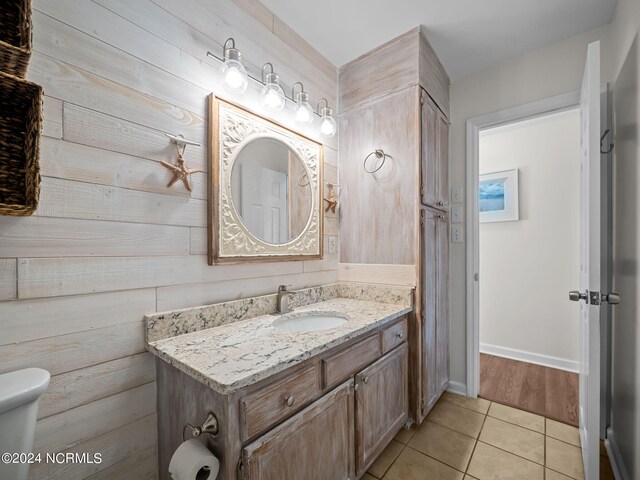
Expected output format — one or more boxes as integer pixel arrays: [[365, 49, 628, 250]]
[[447, 380, 467, 396], [480, 343, 579, 373], [606, 427, 630, 480]]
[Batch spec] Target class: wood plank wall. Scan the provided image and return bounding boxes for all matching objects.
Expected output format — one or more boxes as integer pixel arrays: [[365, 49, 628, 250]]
[[0, 1, 338, 478]]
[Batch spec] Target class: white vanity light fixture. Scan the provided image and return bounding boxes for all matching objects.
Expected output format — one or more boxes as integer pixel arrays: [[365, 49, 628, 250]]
[[215, 38, 249, 94], [317, 98, 337, 137], [260, 63, 286, 112], [292, 82, 314, 125]]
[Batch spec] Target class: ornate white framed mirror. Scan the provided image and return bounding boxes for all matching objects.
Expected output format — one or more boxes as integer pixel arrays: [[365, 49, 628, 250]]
[[208, 95, 324, 264]]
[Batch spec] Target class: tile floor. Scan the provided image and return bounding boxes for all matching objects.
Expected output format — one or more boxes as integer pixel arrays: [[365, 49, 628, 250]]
[[365, 392, 615, 480]]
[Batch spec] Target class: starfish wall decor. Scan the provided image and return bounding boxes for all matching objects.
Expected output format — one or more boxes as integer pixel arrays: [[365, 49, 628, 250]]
[[161, 134, 203, 192], [324, 182, 339, 213]]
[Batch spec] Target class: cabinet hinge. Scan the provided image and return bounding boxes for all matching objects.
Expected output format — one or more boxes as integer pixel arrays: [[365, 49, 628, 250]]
[[237, 458, 244, 480], [420, 399, 425, 414]]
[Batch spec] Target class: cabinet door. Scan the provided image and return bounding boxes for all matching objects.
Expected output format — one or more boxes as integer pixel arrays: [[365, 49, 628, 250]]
[[355, 343, 408, 475], [436, 213, 450, 394], [420, 208, 439, 417], [242, 380, 354, 480], [421, 91, 438, 207], [436, 111, 449, 210]]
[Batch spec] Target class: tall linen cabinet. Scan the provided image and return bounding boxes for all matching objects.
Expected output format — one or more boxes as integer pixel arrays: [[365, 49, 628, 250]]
[[339, 27, 450, 424]]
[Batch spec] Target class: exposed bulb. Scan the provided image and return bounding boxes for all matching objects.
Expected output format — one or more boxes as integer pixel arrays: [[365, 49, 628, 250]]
[[320, 116, 337, 137], [260, 74, 286, 112], [220, 57, 248, 94], [295, 103, 314, 125], [225, 66, 245, 90]]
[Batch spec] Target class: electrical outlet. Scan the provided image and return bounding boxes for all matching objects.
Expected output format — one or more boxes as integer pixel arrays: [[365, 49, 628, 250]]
[[451, 225, 464, 243], [451, 204, 463, 224], [328, 236, 338, 254], [451, 186, 464, 203]]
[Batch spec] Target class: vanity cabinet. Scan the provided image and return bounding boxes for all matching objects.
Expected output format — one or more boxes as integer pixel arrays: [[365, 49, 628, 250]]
[[241, 380, 355, 480], [355, 343, 408, 475], [420, 208, 449, 415], [156, 316, 409, 480], [420, 89, 449, 211]]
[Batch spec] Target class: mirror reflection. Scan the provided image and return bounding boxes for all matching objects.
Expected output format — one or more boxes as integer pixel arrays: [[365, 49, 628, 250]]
[[230, 138, 312, 244]]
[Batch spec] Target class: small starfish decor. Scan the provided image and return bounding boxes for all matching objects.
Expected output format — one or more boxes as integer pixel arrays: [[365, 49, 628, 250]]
[[324, 183, 338, 213], [161, 154, 203, 192], [161, 134, 203, 192]]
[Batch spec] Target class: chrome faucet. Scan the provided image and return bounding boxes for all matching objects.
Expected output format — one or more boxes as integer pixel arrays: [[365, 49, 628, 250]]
[[276, 285, 295, 314]]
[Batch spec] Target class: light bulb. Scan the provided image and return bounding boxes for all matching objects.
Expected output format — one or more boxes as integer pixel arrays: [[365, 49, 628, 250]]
[[260, 73, 286, 112], [296, 104, 313, 124], [220, 54, 248, 94], [320, 115, 337, 137], [293, 90, 313, 125], [225, 66, 244, 90]]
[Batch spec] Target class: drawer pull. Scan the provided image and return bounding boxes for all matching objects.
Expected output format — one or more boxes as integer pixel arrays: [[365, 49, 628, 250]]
[[285, 395, 295, 407], [397, 332, 404, 339]]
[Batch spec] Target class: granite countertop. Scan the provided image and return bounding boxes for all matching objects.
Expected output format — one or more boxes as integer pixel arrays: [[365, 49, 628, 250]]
[[147, 297, 412, 395]]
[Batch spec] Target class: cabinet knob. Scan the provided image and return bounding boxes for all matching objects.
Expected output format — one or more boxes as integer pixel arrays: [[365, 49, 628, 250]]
[[397, 332, 404, 339], [285, 395, 295, 407], [361, 376, 369, 384]]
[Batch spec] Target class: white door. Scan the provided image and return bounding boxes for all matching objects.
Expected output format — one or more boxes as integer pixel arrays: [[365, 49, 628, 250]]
[[574, 40, 601, 480], [240, 164, 288, 244]]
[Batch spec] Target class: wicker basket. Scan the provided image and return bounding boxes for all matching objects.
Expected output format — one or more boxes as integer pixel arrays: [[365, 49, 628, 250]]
[[0, 0, 32, 78], [0, 70, 42, 216]]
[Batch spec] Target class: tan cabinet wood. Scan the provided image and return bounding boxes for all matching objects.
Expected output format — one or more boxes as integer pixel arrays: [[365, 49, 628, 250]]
[[436, 213, 450, 393], [241, 380, 355, 480], [421, 93, 438, 208], [322, 333, 381, 389], [420, 208, 450, 418], [381, 317, 408, 354], [355, 343, 409, 475], [437, 110, 449, 210], [240, 364, 319, 440], [421, 208, 438, 414], [420, 90, 449, 211]]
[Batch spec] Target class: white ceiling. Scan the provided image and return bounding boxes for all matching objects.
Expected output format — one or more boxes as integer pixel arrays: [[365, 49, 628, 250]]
[[260, 0, 617, 80]]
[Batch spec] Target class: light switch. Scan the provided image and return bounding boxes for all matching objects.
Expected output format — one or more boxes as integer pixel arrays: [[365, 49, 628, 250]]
[[328, 236, 338, 254], [451, 186, 464, 203], [451, 204, 463, 224], [451, 225, 464, 243]]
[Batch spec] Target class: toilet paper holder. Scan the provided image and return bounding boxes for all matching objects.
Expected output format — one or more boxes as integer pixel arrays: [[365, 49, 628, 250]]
[[182, 411, 219, 441]]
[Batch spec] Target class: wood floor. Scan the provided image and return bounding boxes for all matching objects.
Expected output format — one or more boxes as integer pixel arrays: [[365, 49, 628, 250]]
[[479, 353, 579, 426]]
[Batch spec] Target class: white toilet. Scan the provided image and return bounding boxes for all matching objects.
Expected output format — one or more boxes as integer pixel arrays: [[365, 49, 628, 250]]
[[0, 368, 50, 480]]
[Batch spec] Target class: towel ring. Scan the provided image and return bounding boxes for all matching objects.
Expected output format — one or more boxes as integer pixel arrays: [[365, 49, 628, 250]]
[[297, 171, 310, 187], [363, 149, 387, 173]]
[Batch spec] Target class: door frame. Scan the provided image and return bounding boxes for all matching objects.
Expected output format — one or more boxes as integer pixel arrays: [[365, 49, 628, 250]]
[[465, 90, 581, 397]]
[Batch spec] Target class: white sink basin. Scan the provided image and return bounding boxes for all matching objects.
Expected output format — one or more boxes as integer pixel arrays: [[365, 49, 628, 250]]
[[273, 313, 348, 332]]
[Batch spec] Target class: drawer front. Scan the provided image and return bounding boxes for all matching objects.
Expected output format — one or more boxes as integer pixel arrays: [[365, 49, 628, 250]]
[[322, 334, 381, 389], [381, 318, 408, 353], [241, 364, 319, 440]]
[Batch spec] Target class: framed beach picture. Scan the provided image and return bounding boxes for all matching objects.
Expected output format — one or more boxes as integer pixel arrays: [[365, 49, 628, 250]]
[[479, 169, 519, 223]]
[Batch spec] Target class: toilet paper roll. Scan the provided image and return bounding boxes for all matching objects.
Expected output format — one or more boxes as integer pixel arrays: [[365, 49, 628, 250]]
[[168, 438, 219, 480]]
